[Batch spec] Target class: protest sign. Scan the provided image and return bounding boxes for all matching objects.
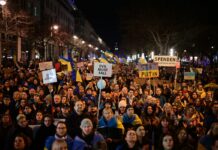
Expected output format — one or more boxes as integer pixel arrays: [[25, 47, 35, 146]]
[[184, 72, 195, 80], [39, 61, 53, 71], [154, 56, 177, 67], [94, 63, 112, 77], [138, 63, 159, 78], [42, 69, 57, 84]]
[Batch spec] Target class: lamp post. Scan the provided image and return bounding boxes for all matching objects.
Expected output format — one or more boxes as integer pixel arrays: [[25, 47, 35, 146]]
[[0, 0, 6, 67], [44, 24, 59, 60]]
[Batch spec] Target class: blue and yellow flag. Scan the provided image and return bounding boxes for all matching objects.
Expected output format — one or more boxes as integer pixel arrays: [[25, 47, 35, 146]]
[[76, 70, 82, 82], [98, 57, 109, 63], [58, 57, 72, 72]]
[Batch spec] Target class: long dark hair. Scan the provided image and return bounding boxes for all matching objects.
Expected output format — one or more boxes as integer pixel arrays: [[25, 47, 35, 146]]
[[13, 133, 29, 150]]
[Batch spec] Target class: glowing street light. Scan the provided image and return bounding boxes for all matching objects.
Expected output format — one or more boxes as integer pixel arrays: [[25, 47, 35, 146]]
[[150, 51, 154, 59], [169, 48, 174, 56], [0, 0, 6, 6], [73, 35, 78, 39], [0, 0, 6, 66]]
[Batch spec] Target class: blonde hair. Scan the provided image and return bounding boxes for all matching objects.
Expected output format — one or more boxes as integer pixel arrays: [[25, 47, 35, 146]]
[[51, 140, 68, 150], [103, 108, 113, 114]]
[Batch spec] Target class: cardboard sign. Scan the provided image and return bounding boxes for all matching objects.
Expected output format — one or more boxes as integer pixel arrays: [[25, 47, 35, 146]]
[[184, 72, 195, 80], [196, 68, 203, 74], [154, 56, 177, 67], [42, 69, 57, 84], [86, 73, 93, 81], [138, 63, 159, 78], [139, 70, 159, 78], [94, 63, 112, 77], [39, 61, 53, 71]]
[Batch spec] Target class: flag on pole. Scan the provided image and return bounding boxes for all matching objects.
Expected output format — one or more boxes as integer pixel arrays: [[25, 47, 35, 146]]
[[58, 57, 72, 72], [76, 70, 82, 82]]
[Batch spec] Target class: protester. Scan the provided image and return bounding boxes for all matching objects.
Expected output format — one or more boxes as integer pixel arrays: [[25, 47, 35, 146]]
[[44, 121, 73, 150], [0, 59, 218, 150], [72, 118, 105, 150]]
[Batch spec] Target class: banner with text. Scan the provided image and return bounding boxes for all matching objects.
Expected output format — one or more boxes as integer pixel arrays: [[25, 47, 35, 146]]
[[94, 63, 112, 77], [139, 63, 159, 78], [154, 56, 177, 67], [39, 61, 53, 71]]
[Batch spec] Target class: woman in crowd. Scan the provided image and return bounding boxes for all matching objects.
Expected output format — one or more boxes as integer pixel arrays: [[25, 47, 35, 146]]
[[158, 133, 176, 150], [176, 127, 194, 150], [12, 133, 29, 150], [116, 129, 140, 150]]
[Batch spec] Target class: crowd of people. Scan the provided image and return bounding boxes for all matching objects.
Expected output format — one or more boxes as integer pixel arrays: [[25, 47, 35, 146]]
[[0, 60, 218, 150]]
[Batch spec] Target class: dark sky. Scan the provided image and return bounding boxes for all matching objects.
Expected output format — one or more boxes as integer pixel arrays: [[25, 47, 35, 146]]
[[75, 0, 122, 49], [75, 0, 217, 50]]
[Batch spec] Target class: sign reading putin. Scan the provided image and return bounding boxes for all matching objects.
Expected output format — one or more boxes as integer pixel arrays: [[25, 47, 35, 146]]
[[94, 63, 112, 77]]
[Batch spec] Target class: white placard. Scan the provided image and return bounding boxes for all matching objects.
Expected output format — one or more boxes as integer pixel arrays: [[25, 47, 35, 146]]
[[39, 61, 53, 71], [42, 69, 57, 84], [154, 56, 177, 67], [94, 63, 112, 77]]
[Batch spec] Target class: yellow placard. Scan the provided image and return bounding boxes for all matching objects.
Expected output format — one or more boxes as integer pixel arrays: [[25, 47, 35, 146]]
[[139, 70, 159, 78]]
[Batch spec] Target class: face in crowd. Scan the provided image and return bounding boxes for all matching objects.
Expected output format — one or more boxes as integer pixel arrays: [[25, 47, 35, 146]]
[[125, 130, 137, 143], [126, 107, 134, 117], [103, 108, 113, 121], [74, 100, 84, 115], [44, 116, 53, 127], [13, 135, 26, 150], [51, 140, 68, 150], [162, 134, 174, 150], [56, 122, 67, 137]]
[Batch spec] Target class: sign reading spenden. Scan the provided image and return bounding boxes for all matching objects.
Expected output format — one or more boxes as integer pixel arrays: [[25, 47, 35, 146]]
[[94, 63, 112, 77]]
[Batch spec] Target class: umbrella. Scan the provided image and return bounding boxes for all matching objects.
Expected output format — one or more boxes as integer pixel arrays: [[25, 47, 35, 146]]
[[204, 83, 218, 89]]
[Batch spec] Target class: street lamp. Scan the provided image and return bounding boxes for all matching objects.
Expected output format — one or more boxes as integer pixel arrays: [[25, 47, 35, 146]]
[[0, 0, 6, 6], [0, 0, 6, 66], [50, 24, 59, 36], [169, 48, 174, 56]]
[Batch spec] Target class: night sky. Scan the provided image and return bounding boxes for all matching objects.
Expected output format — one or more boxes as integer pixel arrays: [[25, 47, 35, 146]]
[[75, 0, 218, 52]]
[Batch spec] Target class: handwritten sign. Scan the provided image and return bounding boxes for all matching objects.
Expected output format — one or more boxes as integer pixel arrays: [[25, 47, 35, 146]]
[[94, 63, 112, 77], [39, 61, 53, 71]]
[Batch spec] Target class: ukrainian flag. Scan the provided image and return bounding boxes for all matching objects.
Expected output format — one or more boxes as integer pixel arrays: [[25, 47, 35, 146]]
[[58, 57, 72, 72], [98, 57, 109, 63], [104, 51, 113, 58], [76, 70, 82, 82]]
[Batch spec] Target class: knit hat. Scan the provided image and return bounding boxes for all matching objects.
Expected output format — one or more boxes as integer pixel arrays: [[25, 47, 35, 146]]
[[118, 100, 127, 108], [80, 118, 93, 128]]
